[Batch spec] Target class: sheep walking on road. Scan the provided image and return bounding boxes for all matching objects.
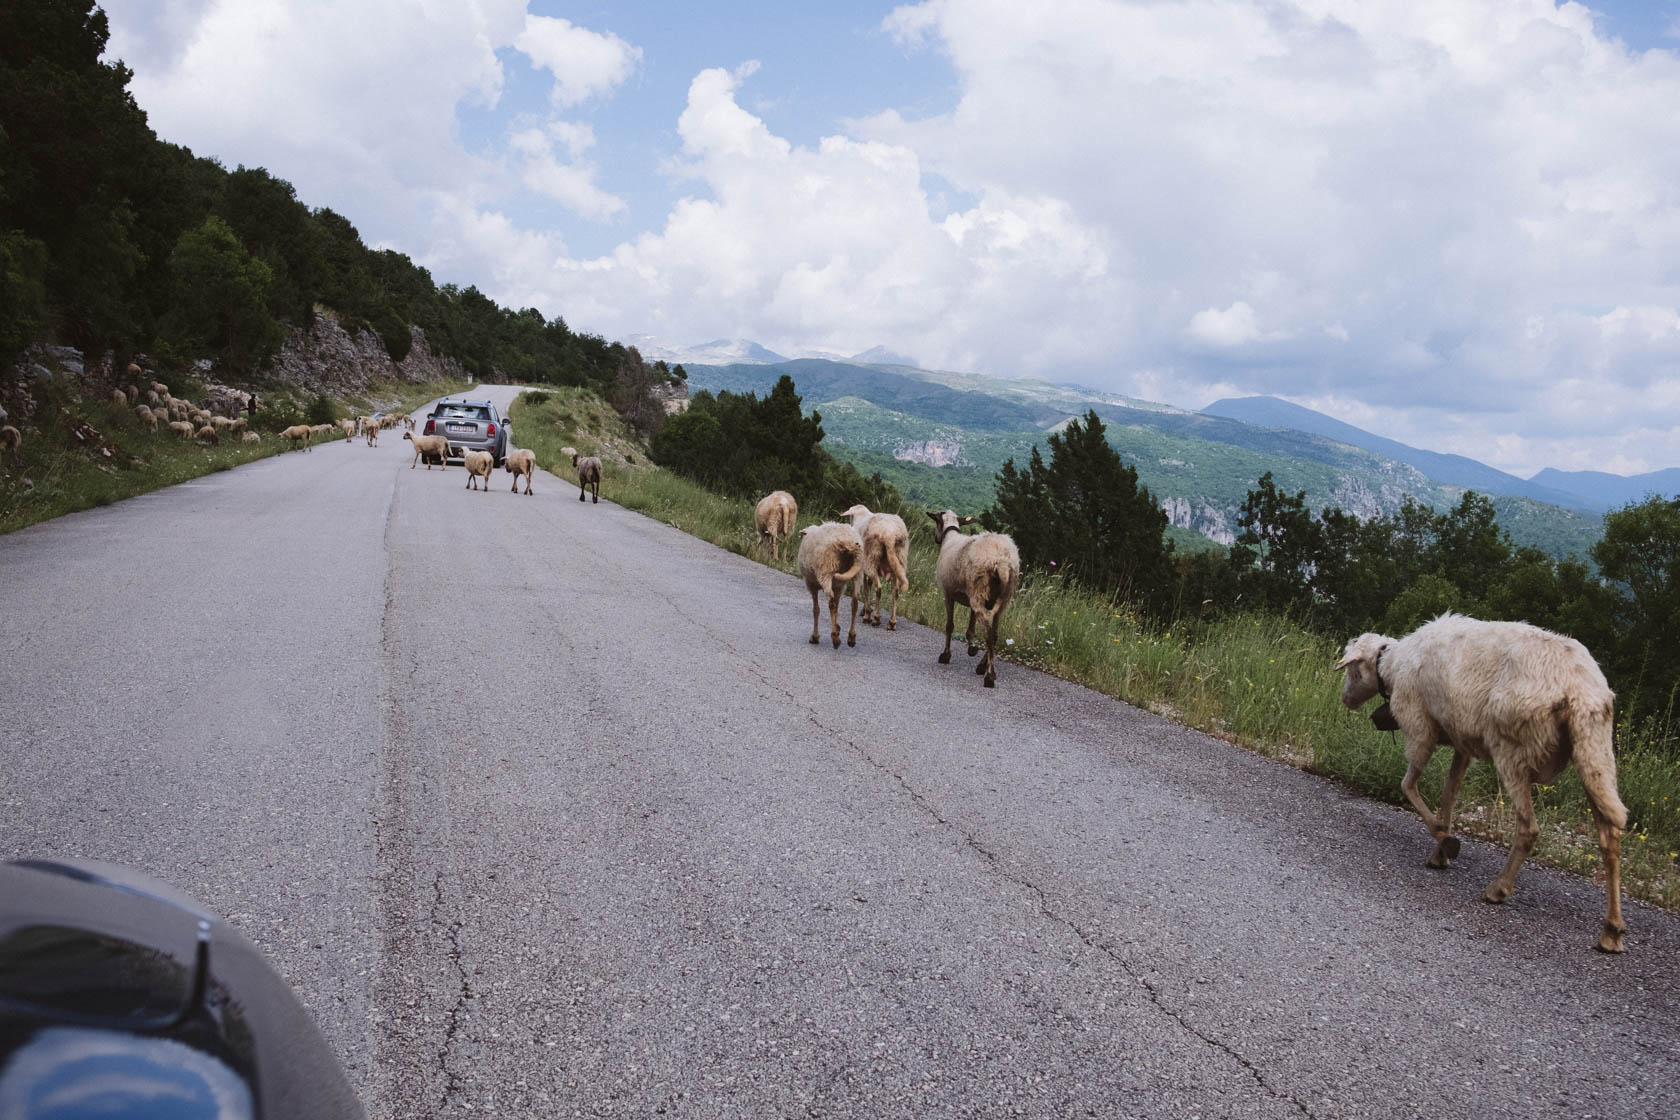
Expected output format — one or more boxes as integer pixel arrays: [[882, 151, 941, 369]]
[[1338, 613, 1629, 952], [504, 447, 536, 495], [841, 504, 910, 630], [403, 432, 449, 470], [928, 511, 1020, 688], [798, 522, 864, 649], [572, 452, 601, 504], [279, 424, 313, 451], [755, 490, 798, 560], [365, 422, 379, 448], [463, 449, 494, 491]]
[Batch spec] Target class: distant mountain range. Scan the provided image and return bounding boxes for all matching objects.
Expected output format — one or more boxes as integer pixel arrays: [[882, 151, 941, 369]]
[[627, 335, 922, 370], [666, 341, 1669, 558]]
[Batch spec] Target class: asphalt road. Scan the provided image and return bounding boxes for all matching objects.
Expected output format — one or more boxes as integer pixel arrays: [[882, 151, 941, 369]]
[[2, 385, 1676, 1119]]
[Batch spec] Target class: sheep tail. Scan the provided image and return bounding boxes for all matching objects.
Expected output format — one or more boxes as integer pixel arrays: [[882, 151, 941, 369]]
[[886, 542, 909, 592], [984, 569, 1005, 611], [834, 546, 863, 584], [1567, 696, 1627, 829]]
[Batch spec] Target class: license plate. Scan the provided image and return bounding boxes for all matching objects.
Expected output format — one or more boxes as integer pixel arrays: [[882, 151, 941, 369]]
[[447, 423, 473, 433]]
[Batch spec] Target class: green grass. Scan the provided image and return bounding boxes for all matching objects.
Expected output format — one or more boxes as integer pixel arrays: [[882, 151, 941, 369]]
[[0, 375, 469, 535], [512, 389, 1680, 913]]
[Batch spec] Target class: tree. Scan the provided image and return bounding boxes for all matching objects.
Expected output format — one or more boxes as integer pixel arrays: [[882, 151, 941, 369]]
[[1429, 491, 1510, 603], [1593, 496, 1680, 705], [1229, 472, 1320, 615], [985, 410, 1171, 605], [161, 216, 280, 371]]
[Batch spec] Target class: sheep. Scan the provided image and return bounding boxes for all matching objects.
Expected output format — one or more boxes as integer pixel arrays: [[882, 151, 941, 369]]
[[403, 431, 449, 470], [840, 504, 911, 630], [798, 522, 865, 649], [572, 452, 601, 504], [504, 447, 536, 495], [340, 419, 356, 443], [927, 511, 1021, 689], [755, 490, 798, 560], [463, 449, 493, 491], [229, 418, 247, 435], [150, 380, 169, 397], [365, 422, 379, 448], [279, 424, 314, 451], [134, 405, 157, 431], [1337, 613, 1629, 951], [0, 424, 20, 462], [109, 389, 128, 409], [145, 389, 160, 406], [125, 384, 138, 405], [196, 425, 220, 445], [241, 431, 261, 443], [168, 420, 195, 440], [211, 416, 236, 432]]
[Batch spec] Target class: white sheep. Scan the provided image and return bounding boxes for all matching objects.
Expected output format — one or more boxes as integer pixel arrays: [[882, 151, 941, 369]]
[[572, 452, 602, 504], [168, 420, 195, 440], [279, 424, 314, 451], [463, 449, 493, 491], [798, 522, 865, 649], [504, 447, 536, 495], [108, 389, 128, 409], [134, 405, 157, 431], [840, 504, 910, 630], [241, 431, 261, 443], [0, 424, 20, 462], [755, 490, 798, 560], [928, 510, 1021, 688], [403, 431, 449, 470], [1337, 613, 1629, 952], [196, 425, 219, 445], [340, 419, 356, 443]]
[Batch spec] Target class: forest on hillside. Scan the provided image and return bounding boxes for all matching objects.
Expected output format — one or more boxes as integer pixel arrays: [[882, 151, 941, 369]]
[[0, 1, 682, 413]]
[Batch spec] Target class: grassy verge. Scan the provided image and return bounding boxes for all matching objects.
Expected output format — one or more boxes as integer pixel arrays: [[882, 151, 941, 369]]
[[0, 375, 469, 535], [511, 390, 1680, 913]]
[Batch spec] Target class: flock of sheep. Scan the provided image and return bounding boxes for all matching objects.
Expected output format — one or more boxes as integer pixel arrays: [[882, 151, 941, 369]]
[[758, 490, 1022, 690], [32, 376, 1635, 952], [766, 486, 1634, 951]]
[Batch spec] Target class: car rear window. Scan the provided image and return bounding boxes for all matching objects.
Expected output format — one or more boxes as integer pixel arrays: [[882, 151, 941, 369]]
[[439, 405, 490, 421]]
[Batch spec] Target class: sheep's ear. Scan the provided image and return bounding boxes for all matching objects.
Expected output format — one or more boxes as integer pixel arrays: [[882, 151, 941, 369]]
[[1334, 654, 1358, 671], [927, 511, 943, 523]]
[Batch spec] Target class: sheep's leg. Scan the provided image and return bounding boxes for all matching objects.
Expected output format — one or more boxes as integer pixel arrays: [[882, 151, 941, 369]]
[[886, 580, 900, 631], [1593, 808, 1625, 952], [846, 580, 858, 647], [828, 587, 843, 649], [1399, 741, 1446, 846], [965, 607, 979, 657], [982, 613, 1000, 688], [526, 474, 533, 495], [1483, 762, 1538, 904], [1428, 750, 1472, 867], [809, 588, 821, 645], [868, 575, 882, 626], [938, 596, 956, 664]]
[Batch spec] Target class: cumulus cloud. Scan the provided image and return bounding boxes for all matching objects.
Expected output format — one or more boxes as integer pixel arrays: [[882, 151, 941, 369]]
[[512, 14, 641, 108]]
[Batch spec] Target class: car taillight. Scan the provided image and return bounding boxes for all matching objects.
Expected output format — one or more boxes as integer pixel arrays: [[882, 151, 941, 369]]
[[424, 419, 434, 434], [486, 423, 496, 436]]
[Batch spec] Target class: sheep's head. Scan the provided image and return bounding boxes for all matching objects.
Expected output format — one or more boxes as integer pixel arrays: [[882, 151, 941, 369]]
[[1335, 633, 1389, 710], [840, 504, 872, 526], [926, 510, 975, 542]]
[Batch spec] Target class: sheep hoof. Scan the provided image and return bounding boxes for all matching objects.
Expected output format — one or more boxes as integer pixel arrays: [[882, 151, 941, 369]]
[[975, 660, 987, 675], [1427, 850, 1450, 870], [967, 645, 980, 657], [1597, 922, 1626, 953], [887, 621, 896, 630], [1482, 883, 1512, 904], [847, 634, 856, 647], [983, 676, 996, 688], [1441, 836, 1461, 860], [871, 618, 881, 628], [809, 635, 819, 645], [832, 635, 841, 649], [938, 651, 952, 664]]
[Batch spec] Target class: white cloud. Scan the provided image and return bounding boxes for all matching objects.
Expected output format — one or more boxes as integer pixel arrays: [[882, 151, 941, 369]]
[[513, 14, 641, 108]]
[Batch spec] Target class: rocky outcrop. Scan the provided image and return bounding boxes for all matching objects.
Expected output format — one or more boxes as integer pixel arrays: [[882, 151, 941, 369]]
[[894, 439, 964, 467], [264, 313, 469, 394], [1160, 495, 1236, 545]]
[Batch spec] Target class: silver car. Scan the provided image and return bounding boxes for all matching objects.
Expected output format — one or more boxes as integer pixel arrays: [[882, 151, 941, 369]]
[[424, 398, 510, 465]]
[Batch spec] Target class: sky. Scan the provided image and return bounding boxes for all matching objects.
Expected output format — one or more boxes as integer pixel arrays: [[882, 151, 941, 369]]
[[100, 0, 1680, 478]]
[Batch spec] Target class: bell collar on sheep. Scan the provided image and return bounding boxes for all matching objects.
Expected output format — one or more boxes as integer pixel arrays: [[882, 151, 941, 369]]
[[1370, 642, 1399, 732]]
